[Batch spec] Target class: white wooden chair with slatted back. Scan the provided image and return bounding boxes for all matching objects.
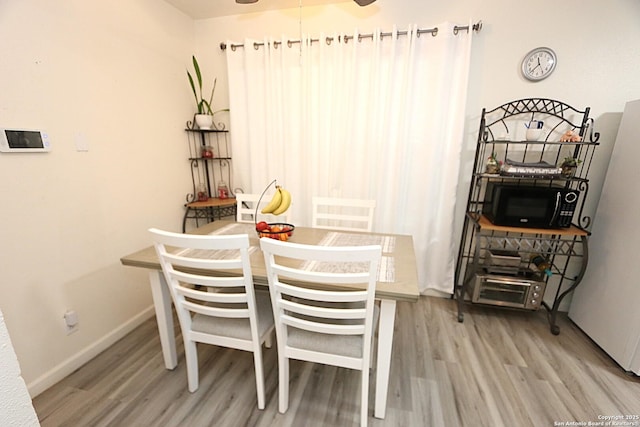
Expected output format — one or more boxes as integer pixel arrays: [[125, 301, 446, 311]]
[[259, 237, 382, 427], [311, 197, 376, 232], [149, 228, 274, 409], [236, 193, 291, 224]]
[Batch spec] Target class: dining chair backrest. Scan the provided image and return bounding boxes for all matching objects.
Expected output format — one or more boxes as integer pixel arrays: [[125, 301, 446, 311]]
[[259, 237, 382, 426], [236, 193, 291, 224], [148, 228, 274, 409], [311, 196, 376, 232]]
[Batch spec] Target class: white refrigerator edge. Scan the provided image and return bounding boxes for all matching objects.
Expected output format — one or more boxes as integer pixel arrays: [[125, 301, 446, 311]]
[[568, 99, 640, 375]]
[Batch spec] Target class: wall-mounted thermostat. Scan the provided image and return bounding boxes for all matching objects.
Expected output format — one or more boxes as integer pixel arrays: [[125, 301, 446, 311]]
[[0, 128, 51, 152]]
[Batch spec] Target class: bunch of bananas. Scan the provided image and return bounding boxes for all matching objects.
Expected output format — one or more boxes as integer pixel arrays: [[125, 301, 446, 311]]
[[261, 186, 292, 216]]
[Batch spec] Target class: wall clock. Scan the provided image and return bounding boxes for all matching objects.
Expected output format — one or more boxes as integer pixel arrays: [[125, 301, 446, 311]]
[[521, 47, 557, 81]]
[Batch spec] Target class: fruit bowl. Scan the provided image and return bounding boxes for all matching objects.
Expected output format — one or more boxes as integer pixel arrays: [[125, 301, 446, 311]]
[[256, 222, 295, 241]]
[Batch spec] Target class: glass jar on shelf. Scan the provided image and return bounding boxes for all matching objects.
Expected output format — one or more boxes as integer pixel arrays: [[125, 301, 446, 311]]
[[197, 184, 208, 202], [202, 146, 214, 158], [217, 181, 229, 199]]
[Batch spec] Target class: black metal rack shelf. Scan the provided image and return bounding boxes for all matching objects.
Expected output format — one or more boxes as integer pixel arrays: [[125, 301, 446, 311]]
[[182, 126, 235, 232], [454, 98, 600, 335]]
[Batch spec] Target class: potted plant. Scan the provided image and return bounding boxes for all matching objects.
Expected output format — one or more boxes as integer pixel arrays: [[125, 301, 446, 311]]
[[187, 55, 223, 130], [560, 156, 582, 177]]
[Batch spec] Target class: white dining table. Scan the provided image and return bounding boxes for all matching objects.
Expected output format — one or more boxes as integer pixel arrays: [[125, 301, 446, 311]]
[[120, 220, 419, 419]]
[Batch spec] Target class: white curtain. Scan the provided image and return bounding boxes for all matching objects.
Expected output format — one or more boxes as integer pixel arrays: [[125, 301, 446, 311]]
[[225, 22, 473, 294]]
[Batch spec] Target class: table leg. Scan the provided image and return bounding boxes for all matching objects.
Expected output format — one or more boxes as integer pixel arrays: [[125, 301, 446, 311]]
[[374, 299, 396, 419], [148, 270, 177, 370]]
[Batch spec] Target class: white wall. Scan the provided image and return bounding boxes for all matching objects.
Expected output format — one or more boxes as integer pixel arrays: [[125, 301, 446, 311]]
[[0, 0, 195, 397]]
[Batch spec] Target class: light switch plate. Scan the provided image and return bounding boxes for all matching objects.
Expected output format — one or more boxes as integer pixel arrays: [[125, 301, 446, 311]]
[[75, 132, 89, 152]]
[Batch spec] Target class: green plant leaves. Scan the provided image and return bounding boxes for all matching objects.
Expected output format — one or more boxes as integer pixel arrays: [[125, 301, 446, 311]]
[[188, 55, 218, 115]]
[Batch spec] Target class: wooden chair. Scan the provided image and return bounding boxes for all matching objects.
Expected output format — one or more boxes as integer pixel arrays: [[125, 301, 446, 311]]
[[236, 193, 291, 224], [148, 228, 274, 409], [259, 237, 382, 426], [311, 196, 376, 232]]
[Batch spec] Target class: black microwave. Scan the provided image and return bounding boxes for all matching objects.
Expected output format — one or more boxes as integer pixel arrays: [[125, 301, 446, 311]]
[[482, 183, 579, 228]]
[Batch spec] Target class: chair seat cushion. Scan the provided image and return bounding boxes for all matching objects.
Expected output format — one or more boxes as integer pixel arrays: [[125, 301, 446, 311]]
[[192, 290, 274, 340], [288, 328, 363, 358]]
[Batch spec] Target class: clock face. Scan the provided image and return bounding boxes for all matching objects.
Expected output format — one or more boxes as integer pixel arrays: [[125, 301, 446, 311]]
[[522, 47, 557, 81]]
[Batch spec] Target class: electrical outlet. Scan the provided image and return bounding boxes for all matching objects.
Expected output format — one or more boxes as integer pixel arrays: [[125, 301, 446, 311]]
[[64, 310, 79, 335]]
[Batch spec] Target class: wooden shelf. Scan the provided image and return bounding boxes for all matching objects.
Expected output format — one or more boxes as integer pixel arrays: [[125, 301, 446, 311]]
[[474, 214, 589, 237], [186, 197, 236, 209]]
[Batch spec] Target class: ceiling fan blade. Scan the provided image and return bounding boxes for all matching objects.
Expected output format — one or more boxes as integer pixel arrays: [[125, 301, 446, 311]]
[[236, 0, 376, 4]]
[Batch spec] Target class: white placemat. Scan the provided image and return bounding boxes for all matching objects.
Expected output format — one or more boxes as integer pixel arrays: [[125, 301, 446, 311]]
[[175, 223, 258, 259], [301, 232, 396, 282], [176, 246, 258, 260], [315, 232, 396, 254], [208, 223, 257, 236]]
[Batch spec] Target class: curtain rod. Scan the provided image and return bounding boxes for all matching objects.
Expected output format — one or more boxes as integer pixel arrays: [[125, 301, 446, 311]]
[[220, 21, 482, 51]]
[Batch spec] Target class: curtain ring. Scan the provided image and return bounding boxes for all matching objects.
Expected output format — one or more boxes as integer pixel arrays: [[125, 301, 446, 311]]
[[326, 37, 332, 45], [274, 41, 279, 49], [287, 40, 293, 48], [431, 27, 438, 37], [253, 42, 259, 50], [358, 34, 362, 43], [231, 44, 237, 51]]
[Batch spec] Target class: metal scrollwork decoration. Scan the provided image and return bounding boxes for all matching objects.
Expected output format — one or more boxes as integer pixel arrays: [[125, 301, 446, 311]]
[[576, 180, 591, 229]]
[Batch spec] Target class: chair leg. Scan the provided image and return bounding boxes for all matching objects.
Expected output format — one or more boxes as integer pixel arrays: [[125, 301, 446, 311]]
[[361, 368, 369, 427], [253, 347, 266, 409], [264, 331, 273, 349], [184, 339, 199, 392], [278, 355, 289, 413]]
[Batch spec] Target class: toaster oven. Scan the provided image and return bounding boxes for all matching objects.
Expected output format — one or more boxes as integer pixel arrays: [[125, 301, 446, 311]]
[[469, 271, 546, 310]]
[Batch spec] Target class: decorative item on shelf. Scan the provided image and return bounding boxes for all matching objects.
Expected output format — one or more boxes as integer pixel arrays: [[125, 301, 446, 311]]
[[530, 253, 553, 277], [485, 152, 502, 174], [560, 156, 582, 177], [202, 146, 214, 158], [560, 130, 582, 142], [217, 181, 230, 199], [255, 179, 294, 240], [525, 120, 544, 141], [501, 159, 562, 177], [187, 55, 229, 130], [194, 115, 213, 130], [197, 183, 208, 202]]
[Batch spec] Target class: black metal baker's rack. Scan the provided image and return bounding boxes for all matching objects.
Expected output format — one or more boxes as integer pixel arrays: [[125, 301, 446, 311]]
[[454, 98, 601, 334]]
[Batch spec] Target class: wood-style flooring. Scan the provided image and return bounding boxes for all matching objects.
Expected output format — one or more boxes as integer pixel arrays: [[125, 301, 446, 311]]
[[32, 296, 640, 426]]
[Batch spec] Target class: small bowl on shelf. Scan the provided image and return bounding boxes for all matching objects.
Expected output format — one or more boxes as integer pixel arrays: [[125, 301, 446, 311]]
[[256, 222, 295, 241]]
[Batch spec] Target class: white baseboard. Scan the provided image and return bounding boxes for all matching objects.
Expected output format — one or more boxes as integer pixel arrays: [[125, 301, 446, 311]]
[[27, 306, 156, 398]]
